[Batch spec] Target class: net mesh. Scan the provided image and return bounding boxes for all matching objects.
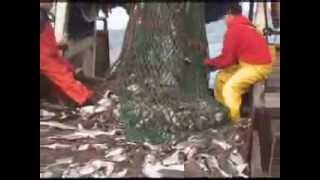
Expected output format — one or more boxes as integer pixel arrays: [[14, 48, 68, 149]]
[[110, 2, 229, 143]]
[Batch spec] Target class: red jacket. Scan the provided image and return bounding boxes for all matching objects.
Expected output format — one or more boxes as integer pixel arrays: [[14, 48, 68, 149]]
[[205, 16, 272, 69], [40, 23, 93, 105]]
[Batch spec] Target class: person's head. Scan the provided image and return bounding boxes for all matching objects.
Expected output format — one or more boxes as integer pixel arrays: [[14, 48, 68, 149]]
[[224, 4, 242, 25]]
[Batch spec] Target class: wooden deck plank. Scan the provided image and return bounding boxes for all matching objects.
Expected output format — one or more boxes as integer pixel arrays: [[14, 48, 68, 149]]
[[266, 109, 280, 119], [269, 131, 280, 177], [250, 131, 268, 177], [268, 73, 280, 80], [265, 93, 280, 108], [266, 79, 280, 92], [272, 66, 280, 73], [266, 81, 280, 88], [271, 120, 280, 137], [270, 167, 280, 177]]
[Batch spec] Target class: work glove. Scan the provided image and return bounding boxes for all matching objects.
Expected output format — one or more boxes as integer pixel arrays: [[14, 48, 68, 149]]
[[203, 58, 213, 66], [203, 58, 216, 71]]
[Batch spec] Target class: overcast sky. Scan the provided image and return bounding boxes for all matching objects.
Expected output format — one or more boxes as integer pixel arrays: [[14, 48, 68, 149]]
[[107, 7, 129, 30]]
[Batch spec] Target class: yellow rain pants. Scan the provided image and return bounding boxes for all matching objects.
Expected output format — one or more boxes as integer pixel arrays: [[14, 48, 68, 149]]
[[214, 46, 276, 122]]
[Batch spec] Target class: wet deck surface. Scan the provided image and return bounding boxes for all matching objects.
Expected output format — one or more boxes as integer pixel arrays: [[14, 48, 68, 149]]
[[40, 91, 253, 178]]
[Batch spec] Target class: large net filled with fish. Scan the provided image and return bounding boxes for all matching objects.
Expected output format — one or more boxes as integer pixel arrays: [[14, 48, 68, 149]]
[[110, 2, 229, 143]]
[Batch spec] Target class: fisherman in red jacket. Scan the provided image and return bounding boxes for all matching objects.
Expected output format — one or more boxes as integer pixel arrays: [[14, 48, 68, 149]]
[[203, 5, 274, 122], [40, 3, 97, 106]]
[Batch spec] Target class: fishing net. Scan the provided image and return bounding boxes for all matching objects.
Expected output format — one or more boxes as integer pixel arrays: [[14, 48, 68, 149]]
[[110, 2, 229, 144]]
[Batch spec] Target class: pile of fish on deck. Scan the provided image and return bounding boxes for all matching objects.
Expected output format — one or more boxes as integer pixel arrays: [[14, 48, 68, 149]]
[[40, 90, 251, 178]]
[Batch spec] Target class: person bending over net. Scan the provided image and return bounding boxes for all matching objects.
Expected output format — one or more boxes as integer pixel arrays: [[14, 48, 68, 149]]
[[40, 3, 100, 106]]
